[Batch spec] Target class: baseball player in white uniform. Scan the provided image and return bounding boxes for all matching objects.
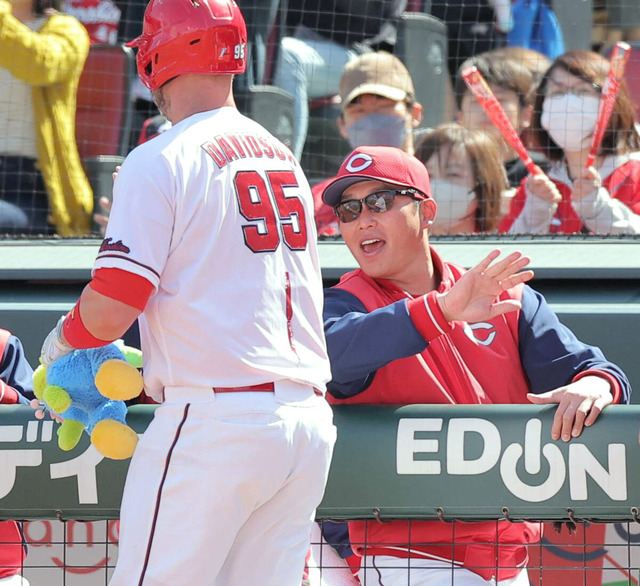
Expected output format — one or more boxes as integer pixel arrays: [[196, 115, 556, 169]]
[[40, 1, 336, 584]]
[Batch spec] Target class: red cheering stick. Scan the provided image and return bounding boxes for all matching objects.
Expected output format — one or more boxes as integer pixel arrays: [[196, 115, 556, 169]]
[[585, 41, 632, 169], [462, 66, 543, 176]]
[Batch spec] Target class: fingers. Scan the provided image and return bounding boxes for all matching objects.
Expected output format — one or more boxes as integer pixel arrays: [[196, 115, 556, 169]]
[[99, 196, 112, 213], [473, 251, 532, 287], [527, 174, 562, 203], [474, 249, 502, 274], [498, 269, 535, 290], [531, 386, 613, 441], [584, 393, 612, 427], [487, 299, 521, 318], [527, 390, 562, 404]]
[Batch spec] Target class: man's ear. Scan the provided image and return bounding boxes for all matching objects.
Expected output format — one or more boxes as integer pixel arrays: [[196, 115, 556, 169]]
[[337, 116, 349, 140], [421, 199, 437, 228]]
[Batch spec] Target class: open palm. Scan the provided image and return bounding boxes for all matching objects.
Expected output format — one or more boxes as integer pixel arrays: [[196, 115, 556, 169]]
[[437, 250, 534, 323]]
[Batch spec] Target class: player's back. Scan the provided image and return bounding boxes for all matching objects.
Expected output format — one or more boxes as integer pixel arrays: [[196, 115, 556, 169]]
[[95, 108, 330, 399]]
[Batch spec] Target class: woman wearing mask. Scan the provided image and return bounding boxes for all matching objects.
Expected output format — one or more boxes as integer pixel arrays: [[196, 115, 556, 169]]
[[500, 50, 640, 234], [416, 123, 507, 234]]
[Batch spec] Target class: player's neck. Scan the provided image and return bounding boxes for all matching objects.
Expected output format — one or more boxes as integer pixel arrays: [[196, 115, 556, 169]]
[[164, 75, 236, 124]]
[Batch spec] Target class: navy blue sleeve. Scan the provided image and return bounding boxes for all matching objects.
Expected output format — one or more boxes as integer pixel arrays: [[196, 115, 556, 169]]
[[319, 521, 354, 559], [518, 286, 631, 403], [1, 336, 35, 404], [323, 287, 427, 399]]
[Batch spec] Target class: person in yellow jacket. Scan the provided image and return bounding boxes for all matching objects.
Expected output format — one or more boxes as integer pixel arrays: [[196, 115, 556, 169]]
[[0, 0, 92, 236]]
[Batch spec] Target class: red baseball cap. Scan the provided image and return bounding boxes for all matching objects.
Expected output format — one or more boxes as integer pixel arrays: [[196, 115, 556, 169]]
[[322, 146, 432, 207]]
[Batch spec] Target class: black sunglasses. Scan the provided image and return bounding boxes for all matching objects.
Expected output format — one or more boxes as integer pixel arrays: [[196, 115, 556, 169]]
[[334, 189, 423, 223]]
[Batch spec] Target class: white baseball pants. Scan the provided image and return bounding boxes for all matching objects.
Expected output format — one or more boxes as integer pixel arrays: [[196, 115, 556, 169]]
[[305, 522, 360, 586], [0, 577, 29, 586], [109, 382, 336, 586], [359, 557, 530, 586]]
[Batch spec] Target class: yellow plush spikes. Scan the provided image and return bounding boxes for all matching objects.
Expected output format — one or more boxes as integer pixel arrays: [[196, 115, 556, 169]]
[[44, 385, 72, 414], [32, 365, 47, 401], [91, 419, 139, 460], [57, 420, 84, 451], [95, 359, 143, 402]]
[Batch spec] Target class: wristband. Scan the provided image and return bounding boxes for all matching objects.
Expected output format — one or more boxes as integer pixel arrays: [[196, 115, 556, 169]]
[[63, 300, 113, 349]]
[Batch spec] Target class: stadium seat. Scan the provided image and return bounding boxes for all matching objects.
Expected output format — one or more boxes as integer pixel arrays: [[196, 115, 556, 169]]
[[231, 0, 295, 151], [76, 44, 135, 160], [551, 0, 592, 51], [395, 11, 449, 129], [603, 41, 640, 114], [75, 44, 135, 233]]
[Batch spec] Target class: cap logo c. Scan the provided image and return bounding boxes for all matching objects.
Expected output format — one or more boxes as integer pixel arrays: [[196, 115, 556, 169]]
[[345, 153, 373, 173]]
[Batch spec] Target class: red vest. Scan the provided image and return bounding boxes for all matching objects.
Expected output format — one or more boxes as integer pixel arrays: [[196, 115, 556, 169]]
[[329, 265, 541, 581]]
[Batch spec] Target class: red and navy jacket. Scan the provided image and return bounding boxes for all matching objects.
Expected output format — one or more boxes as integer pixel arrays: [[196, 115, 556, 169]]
[[0, 329, 34, 406], [322, 248, 630, 581], [0, 328, 34, 578]]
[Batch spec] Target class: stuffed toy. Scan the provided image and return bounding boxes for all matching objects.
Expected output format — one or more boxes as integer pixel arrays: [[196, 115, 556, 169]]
[[32, 341, 144, 460]]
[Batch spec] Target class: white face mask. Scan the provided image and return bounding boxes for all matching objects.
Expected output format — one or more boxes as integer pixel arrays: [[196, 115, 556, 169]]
[[430, 179, 476, 231], [541, 94, 600, 152]]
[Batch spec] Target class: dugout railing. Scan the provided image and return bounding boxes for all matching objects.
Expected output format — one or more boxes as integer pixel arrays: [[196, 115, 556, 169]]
[[1, 404, 640, 584], [1, 237, 640, 584]]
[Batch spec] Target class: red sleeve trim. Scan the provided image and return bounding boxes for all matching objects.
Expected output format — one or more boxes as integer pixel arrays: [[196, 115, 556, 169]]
[[407, 291, 453, 342], [572, 369, 622, 404], [0, 380, 19, 404], [90, 268, 154, 312]]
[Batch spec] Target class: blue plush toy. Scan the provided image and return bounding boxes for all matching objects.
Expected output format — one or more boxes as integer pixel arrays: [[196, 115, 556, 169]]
[[32, 342, 144, 460]]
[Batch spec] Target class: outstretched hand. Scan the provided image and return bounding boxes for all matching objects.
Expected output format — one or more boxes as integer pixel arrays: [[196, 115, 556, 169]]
[[527, 375, 613, 441], [436, 249, 534, 323]]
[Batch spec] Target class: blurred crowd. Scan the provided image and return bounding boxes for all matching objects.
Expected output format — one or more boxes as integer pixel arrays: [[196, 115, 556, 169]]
[[1, 0, 640, 237]]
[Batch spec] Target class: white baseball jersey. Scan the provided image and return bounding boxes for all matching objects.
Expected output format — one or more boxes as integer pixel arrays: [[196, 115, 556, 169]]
[[93, 107, 330, 400]]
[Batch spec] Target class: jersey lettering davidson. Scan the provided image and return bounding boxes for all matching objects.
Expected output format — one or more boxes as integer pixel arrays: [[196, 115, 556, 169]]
[[201, 133, 298, 169]]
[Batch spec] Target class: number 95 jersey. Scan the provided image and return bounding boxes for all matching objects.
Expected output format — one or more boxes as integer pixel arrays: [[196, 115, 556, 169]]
[[92, 107, 331, 401]]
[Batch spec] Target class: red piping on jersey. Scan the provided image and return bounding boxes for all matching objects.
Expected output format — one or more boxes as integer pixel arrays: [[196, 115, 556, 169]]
[[138, 403, 190, 586]]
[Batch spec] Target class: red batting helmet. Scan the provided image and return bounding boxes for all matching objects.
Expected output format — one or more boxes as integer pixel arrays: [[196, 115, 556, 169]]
[[126, 0, 247, 91]]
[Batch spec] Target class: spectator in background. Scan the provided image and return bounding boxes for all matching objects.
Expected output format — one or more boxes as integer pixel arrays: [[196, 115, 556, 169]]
[[62, 0, 121, 44], [429, 0, 512, 79], [501, 50, 640, 235], [0, 327, 35, 586], [507, 0, 565, 60], [273, 0, 407, 160], [416, 123, 506, 234], [0, 0, 93, 235], [455, 48, 551, 189], [312, 51, 423, 236]]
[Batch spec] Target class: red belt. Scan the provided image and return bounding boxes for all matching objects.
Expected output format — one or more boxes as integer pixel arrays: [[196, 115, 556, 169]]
[[212, 383, 323, 396], [213, 383, 275, 393]]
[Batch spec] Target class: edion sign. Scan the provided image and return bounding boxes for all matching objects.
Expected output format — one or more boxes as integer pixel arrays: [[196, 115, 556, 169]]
[[396, 418, 627, 502]]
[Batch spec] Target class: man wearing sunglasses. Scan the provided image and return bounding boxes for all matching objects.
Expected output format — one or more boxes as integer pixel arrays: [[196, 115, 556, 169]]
[[320, 145, 630, 585]]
